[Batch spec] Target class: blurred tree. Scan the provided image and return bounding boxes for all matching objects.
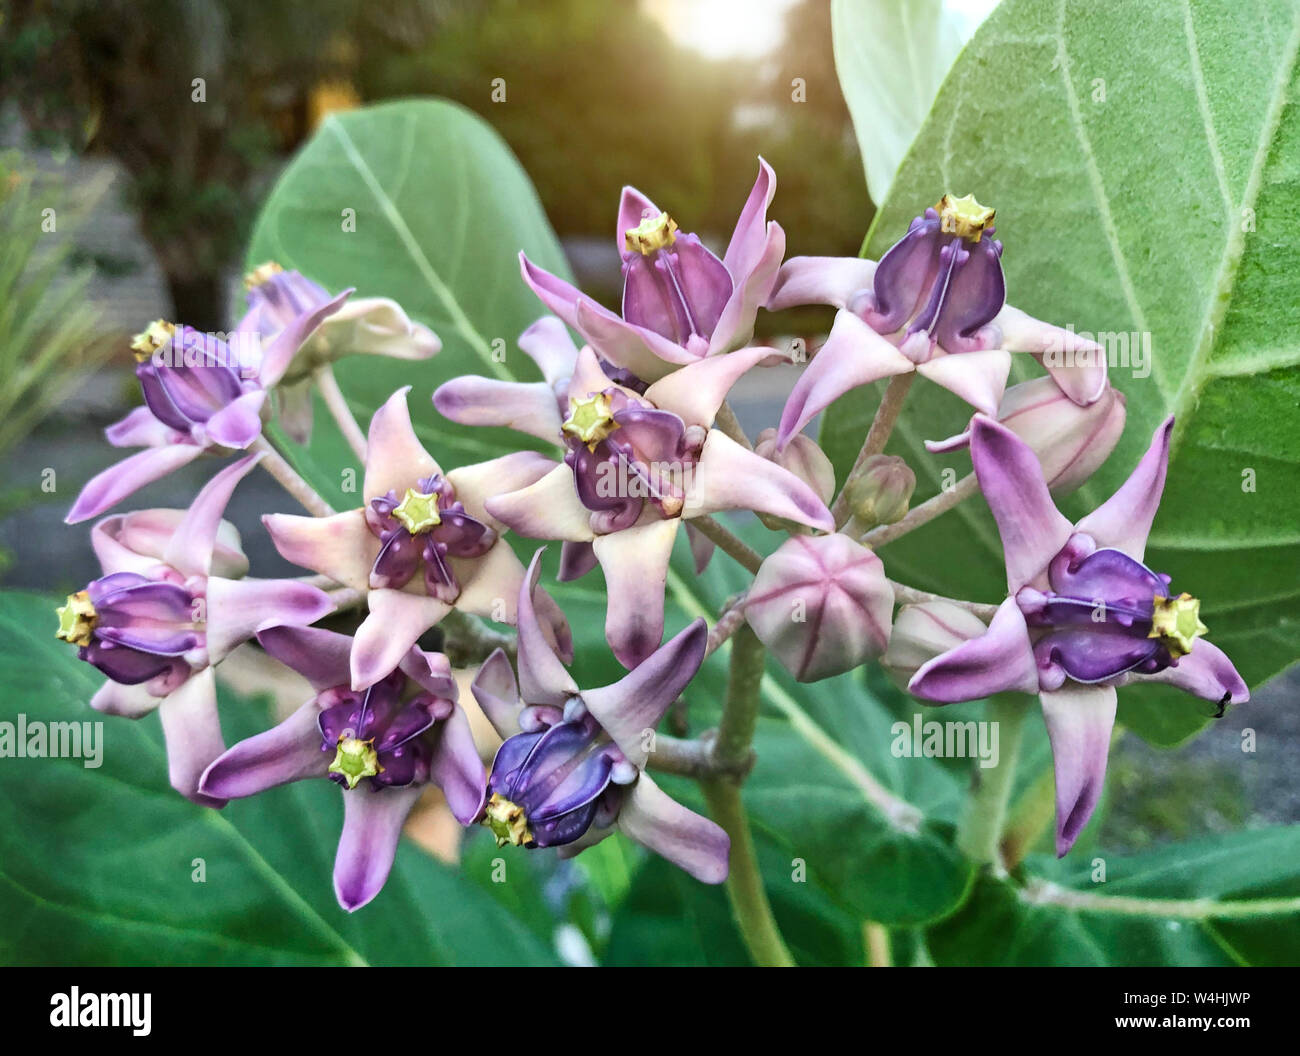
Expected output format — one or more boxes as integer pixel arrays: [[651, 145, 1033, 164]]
[[0, 0, 431, 328]]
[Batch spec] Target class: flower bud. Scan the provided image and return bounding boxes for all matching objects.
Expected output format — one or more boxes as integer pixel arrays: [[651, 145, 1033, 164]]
[[927, 377, 1126, 494], [753, 428, 836, 533], [844, 454, 915, 528], [880, 601, 988, 689], [744, 534, 893, 682]]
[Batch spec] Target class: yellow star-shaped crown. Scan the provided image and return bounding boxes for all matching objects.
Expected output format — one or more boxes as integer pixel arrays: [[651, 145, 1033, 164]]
[[624, 212, 678, 255], [55, 590, 97, 647], [1149, 593, 1208, 659], [562, 392, 619, 450], [243, 260, 284, 291], [937, 193, 996, 243], [392, 487, 443, 534], [483, 793, 534, 848], [129, 320, 176, 363], [329, 736, 383, 790]]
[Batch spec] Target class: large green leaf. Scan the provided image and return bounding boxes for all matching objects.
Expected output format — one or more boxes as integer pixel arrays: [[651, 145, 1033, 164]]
[[0, 592, 557, 966], [831, 0, 974, 204], [826, 0, 1300, 744], [245, 98, 574, 505], [927, 828, 1300, 966]]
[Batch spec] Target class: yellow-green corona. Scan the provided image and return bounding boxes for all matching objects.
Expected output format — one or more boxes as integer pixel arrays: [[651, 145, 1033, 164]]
[[392, 487, 443, 534], [55, 590, 97, 647], [129, 319, 176, 363], [243, 260, 284, 290], [1149, 593, 1208, 659], [624, 211, 678, 255], [482, 792, 533, 847], [561, 392, 619, 450], [936, 193, 996, 243], [329, 736, 383, 789]]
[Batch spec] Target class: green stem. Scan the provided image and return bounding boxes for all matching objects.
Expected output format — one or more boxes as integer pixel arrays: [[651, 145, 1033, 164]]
[[250, 436, 335, 517], [832, 373, 914, 527], [955, 694, 1032, 870], [860, 471, 980, 549], [313, 364, 368, 463], [1000, 766, 1057, 870], [690, 514, 763, 575], [704, 625, 795, 967]]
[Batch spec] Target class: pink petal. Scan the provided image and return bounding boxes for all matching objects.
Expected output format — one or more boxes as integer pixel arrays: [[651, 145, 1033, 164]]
[[518, 314, 580, 387], [909, 597, 1040, 702], [352, 589, 450, 690], [105, 405, 177, 448], [163, 454, 261, 578], [592, 519, 681, 669], [969, 415, 1074, 591], [428, 705, 486, 825], [483, 464, 595, 542], [684, 522, 715, 574], [1124, 639, 1248, 705], [583, 617, 707, 764], [90, 678, 160, 718], [690, 431, 834, 532], [471, 648, 523, 739], [712, 222, 785, 356], [333, 784, 422, 912], [158, 668, 226, 807], [204, 389, 266, 450], [258, 288, 353, 387], [776, 309, 913, 447], [397, 647, 458, 702], [618, 774, 729, 884], [515, 548, 579, 706], [432, 377, 564, 444], [722, 158, 777, 280], [445, 452, 558, 528], [643, 344, 777, 430], [1039, 683, 1117, 857], [263, 510, 375, 592], [257, 624, 353, 691], [204, 576, 335, 664], [199, 701, 330, 800], [1073, 416, 1174, 561], [65, 444, 205, 524], [766, 255, 877, 311], [995, 304, 1108, 406], [363, 387, 440, 503], [914, 348, 1012, 416]]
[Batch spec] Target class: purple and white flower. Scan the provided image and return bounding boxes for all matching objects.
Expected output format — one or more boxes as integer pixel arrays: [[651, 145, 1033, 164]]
[[56, 456, 335, 804], [200, 624, 483, 911], [768, 194, 1109, 447], [519, 160, 785, 381], [264, 387, 570, 690], [472, 550, 728, 883], [909, 415, 1248, 855]]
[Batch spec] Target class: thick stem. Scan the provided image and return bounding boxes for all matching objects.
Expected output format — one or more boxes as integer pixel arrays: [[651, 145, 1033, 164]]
[[690, 514, 763, 575], [250, 436, 336, 517], [714, 400, 753, 450], [647, 731, 752, 780], [1000, 766, 1057, 870], [863, 922, 892, 967], [831, 373, 914, 527], [706, 592, 749, 657], [704, 625, 796, 967], [955, 694, 1032, 871], [860, 472, 979, 549], [313, 364, 368, 463]]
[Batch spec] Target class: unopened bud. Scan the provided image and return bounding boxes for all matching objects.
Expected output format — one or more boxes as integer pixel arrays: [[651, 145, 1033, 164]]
[[844, 454, 915, 528], [880, 601, 988, 689], [744, 534, 893, 682], [753, 428, 835, 533]]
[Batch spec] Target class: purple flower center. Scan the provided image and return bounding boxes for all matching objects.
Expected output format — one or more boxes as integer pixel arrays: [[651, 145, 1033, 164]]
[[854, 195, 1006, 362], [366, 475, 497, 600], [484, 704, 634, 848], [560, 388, 702, 532], [621, 211, 733, 355], [1016, 535, 1207, 689], [317, 671, 449, 790], [60, 572, 201, 692]]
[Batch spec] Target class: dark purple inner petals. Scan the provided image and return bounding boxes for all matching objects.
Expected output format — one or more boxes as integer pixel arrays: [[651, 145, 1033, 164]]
[[317, 672, 441, 790]]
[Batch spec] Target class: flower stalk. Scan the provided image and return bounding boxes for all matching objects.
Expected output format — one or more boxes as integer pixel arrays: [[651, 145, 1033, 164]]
[[832, 373, 914, 527], [313, 364, 369, 463], [955, 694, 1031, 870], [249, 436, 336, 517]]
